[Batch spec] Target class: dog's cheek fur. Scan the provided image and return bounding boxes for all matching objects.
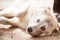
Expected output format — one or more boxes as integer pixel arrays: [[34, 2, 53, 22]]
[[45, 8, 59, 33]]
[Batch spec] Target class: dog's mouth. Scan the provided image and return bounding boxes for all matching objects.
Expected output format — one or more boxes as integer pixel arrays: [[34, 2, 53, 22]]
[[27, 21, 52, 37], [28, 23, 48, 37]]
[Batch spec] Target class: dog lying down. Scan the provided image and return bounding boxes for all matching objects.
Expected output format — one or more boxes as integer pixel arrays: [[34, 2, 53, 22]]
[[0, 0, 60, 37]]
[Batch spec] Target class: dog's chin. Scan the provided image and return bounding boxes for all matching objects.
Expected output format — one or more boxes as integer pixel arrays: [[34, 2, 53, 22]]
[[30, 32, 47, 37], [28, 32, 40, 37], [40, 33, 47, 36]]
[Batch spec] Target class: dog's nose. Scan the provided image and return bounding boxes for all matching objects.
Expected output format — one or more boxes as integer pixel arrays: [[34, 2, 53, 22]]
[[27, 27, 33, 33]]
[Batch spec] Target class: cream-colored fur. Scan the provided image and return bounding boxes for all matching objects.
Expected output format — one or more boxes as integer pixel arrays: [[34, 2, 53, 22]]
[[0, 0, 59, 36]]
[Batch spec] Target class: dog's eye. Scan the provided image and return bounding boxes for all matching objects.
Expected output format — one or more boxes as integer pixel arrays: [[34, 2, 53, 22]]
[[37, 19, 40, 23], [41, 26, 45, 31]]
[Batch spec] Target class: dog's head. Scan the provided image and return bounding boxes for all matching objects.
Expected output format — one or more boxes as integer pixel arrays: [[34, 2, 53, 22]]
[[26, 7, 57, 37]]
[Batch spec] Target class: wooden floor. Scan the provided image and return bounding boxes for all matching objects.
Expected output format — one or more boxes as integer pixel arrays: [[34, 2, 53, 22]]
[[0, 28, 60, 40]]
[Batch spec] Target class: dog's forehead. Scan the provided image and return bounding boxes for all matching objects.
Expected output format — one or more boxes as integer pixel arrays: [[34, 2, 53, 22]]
[[30, 14, 48, 23]]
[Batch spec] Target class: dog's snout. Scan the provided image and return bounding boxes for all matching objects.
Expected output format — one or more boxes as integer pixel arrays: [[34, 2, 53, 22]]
[[27, 27, 33, 33], [41, 26, 45, 31]]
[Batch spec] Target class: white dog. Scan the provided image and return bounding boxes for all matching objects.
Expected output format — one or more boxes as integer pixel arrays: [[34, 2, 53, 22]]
[[0, 0, 59, 37]]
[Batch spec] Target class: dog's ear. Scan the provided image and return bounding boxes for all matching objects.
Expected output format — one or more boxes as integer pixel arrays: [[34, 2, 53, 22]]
[[45, 7, 59, 32], [43, 7, 51, 16]]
